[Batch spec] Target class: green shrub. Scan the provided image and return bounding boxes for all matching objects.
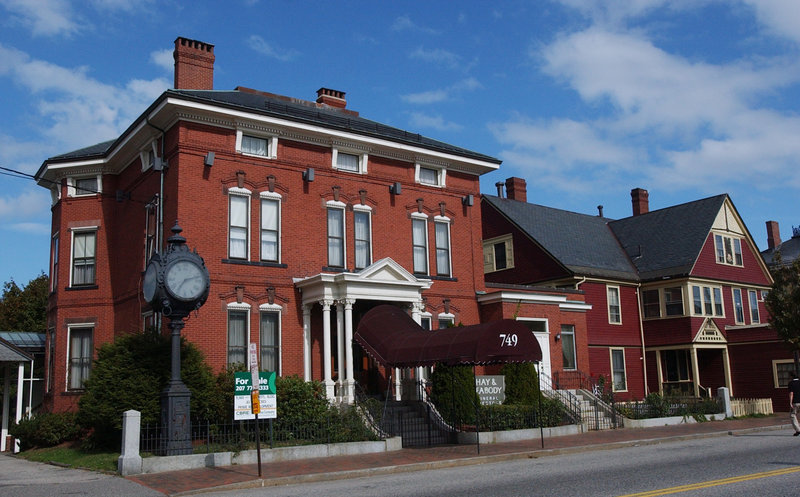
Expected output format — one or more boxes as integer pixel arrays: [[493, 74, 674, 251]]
[[478, 397, 568, 431], [430, 363, 479, 426], [76, 331, 218, 449], [10, 411, 81, 450], [501, 362, 540, 405], [644, 392, 671, 417]]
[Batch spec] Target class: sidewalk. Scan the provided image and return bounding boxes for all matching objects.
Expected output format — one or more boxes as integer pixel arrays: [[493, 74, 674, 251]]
[[127, 416, 789, 496]]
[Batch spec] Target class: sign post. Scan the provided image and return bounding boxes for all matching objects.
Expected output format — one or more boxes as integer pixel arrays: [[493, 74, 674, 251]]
[[248, 343, 261, 478]]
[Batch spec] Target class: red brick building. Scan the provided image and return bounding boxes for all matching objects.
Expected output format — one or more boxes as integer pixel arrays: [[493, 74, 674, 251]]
[[36, 38, 586, 413], [483, 179, 789, 408]]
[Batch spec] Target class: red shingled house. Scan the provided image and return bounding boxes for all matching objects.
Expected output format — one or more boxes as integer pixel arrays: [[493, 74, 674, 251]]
[[36, 38, 586, 413], [483, 178, 790, 408]]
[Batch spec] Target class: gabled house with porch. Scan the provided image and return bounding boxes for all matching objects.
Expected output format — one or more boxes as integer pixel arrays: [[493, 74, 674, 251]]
[[482, 178, 788, 408]]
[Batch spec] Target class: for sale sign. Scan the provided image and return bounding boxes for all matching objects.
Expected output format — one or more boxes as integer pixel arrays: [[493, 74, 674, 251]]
[[234, 371, 277, 420]]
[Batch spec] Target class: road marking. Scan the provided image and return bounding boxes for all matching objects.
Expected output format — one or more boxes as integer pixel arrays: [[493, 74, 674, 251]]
[[617, 466, 800, 496]]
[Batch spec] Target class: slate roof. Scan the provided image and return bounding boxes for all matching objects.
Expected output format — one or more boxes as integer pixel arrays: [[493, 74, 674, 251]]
[[762, 232, 800, 266], [0, 332, 46, 350], [0, 335, 33, 363], [44, 89, 500, 165], [484, 193, 730, 283]]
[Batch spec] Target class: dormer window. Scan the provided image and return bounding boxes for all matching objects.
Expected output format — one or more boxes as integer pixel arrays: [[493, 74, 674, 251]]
[[416, 164, 446, 187], [714, 234, 743, 266], [236, 130, 277, 159], [332, 148, 367, 174]]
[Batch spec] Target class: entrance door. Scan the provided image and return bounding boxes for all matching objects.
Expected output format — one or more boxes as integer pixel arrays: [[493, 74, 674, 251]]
[[518, 319, 551, 379]]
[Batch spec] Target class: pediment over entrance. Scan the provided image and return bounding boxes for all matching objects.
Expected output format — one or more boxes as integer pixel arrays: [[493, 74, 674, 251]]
[[693, 318, 727, 343], [358, 257, 420, 283]]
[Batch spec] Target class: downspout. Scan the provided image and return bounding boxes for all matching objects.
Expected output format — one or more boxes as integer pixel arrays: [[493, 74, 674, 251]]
[[635, 284, 649, 395], [145, 115, 167, 334]]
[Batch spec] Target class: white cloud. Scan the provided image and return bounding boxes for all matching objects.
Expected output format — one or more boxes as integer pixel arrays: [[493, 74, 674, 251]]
[[410, 47, 461, 68], [408, 112, 463, 132], [0, 0, 80, 37], [0, 189, 51, 223], [391, 15, 439, 35], [150, 48, 173, 73], [401, 78, 483, 105], [742, 0, 800, 44], [246, 35, 299, 61]]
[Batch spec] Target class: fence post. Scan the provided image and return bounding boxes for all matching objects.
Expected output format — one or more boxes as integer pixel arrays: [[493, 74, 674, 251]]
[[717, 387, 732, 418], [118, 410, 143, 476]]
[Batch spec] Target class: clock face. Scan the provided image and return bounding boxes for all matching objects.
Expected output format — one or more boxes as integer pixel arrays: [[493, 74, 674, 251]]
[[165, 259, 206, 301], [142, 262, 158, 303]]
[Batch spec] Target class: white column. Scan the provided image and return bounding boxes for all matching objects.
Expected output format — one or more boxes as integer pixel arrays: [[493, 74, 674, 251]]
[[690, 347, 701, 398], [302, 304, 312, 382], [411, 300, 425, 400], [344, 299, 355, 403], [15, 362, 24, 452], [1, 365, 10, 452], [655, 350, 664, 395], [722, 347, 733, 396], [321, 299, 335, 400], [336, 301, 345, 401]]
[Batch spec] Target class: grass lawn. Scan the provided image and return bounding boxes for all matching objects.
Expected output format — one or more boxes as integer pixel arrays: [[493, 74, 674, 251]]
[[16, 445, 119, 473]]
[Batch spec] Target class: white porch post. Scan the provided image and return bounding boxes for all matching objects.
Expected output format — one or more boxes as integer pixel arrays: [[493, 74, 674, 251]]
[[321, 299, 335, 400], [690, 347, 701, 398], [655, 350, 664, 395], [15, 362, 24, 452], [302, 304, 312, 382], [344, 299, 355, 403], [336, 301, 345, 401], [722, 347, 733, 396], [411, 300, 425, 400], [1, 365, 10, 452]]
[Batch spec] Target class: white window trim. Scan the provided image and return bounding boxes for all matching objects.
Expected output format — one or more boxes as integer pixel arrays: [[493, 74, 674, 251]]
[[418, 312, 433, 330], [65, 323, 93, 391], [732, 288, 745, 324], [236, 130, 278, 159], [67, 174, 102, 197], [69, 227, 98, 287], [411, 212, 429, 275], [228, 188, 252, 260], [691, 284, 725, 318], [259, 191, 282, 263], [227, 302, 251, 366], [437, 313, 455, 328], [607, 285, 622, 325], [51, 232, 60, 292], [326, 200, 347, 267], [353, 204, 373, 270], [748, 289, 761, 324], [415, 163, 446, 187], [713, 233, 744, 267], [332, 147, 368, 174], [434, 215, 452, 277], [259, 303, 282, 375], [483, 233, 514, 273], [610, 348, 628, 392], [139, 140, 160, 172], [773, 359, 795, 388]]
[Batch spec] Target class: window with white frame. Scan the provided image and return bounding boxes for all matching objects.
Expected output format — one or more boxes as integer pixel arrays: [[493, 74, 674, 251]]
[[732, 288, 745, 323], [773, 360, 795, 388], [607, 286, 621, 324], [561, 325, 577, 370], [229, 190, 250, 259], [411, 215, 429, 274], [142, 311, 155, 332], [327, 204, 346, 268], [227, 307, 249, 366], [260, 193, 280, 262], [50, 233, 59, 292], [482, 234, 514, 273], [664, 287, 684, 316], [144, 202, 157, 267], [748, 290, 760, 323], [237, 131, 277, 158], [68, 175, 101, 197], [71, 230, 96, 286], [67, 326, 93, 390], [691, 284, 723, 317], [714, 233, 743, 267], [47, 327, 55, 393], [332, 148, 367, 174], [438, 314, 454, 329], [416, 164, 445, 187], [353, 207, 372, 270], [434, 219, 451, 277], [611, 348, 627, 391], [419, 314, 432, 330], [260, 309, 280, 373]]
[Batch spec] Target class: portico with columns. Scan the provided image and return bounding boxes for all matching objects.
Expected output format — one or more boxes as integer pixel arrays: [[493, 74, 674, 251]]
[[294, 258, 432, 403]]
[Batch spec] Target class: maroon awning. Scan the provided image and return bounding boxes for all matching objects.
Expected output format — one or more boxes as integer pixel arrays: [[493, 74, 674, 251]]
[[354, 305, 542, 368]]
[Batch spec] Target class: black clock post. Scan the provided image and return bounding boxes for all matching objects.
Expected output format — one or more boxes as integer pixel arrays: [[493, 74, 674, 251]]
[[142, 222, 210, 455]]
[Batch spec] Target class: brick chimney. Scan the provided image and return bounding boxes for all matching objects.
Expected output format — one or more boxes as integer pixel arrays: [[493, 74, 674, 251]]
[[631, 188, 649, 216], [505, 177, 527, 202], [766, 220, 781, 249], [173, 37, 215, 90], [316, 88, 347, 109]]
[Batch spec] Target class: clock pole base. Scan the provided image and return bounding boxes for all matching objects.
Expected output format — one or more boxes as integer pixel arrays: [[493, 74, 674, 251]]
[[160, 380, 192, 456]]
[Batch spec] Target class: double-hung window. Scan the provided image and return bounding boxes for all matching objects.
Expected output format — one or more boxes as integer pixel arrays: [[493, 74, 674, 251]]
[[691, 284, 723, 317], [327, 205, 345, 268], [227, 307, 249, 366], [260, 194, 280, 262], [260, 309, 280, 373], [748, 290, 760, 323], [438, 314, 454, 329], [237, 131, 276, 158], [353, 207, 372, 270], [733, 288, 745, 323], [332, 149, 367, 174], [229, 190, 250, 259], [416, 164, 445, 187], [51, 234, 59, 292], [607, 286, 621, 324], [434, 219, 451, 277], [68, 326, 93, 390], [71, 230, 96, 286], [664, 287, 684, 316], [411, 214, 429, 274], [642, 289, 660, 318], [611, 349, 627, 391], [561, 325, 577, 370], [714, 234, 743, 266]]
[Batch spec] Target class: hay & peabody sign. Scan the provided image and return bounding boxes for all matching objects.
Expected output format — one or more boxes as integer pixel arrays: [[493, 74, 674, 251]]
[[475, 375, 505, 405]]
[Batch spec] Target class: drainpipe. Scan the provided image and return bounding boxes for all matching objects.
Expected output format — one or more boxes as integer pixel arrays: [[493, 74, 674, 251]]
[[635, 284, 649, 395], [145, 115, 167, 333]]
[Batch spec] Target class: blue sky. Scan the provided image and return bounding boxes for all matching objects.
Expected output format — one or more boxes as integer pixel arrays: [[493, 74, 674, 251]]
[[1, 0, 800, 287]]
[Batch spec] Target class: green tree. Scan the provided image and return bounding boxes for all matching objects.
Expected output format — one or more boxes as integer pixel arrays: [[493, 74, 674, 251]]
[[0, 273, 48, 331], [765, 253, 800, 371], [430, 363, 480, 426], [501, 362, 540, 405]]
